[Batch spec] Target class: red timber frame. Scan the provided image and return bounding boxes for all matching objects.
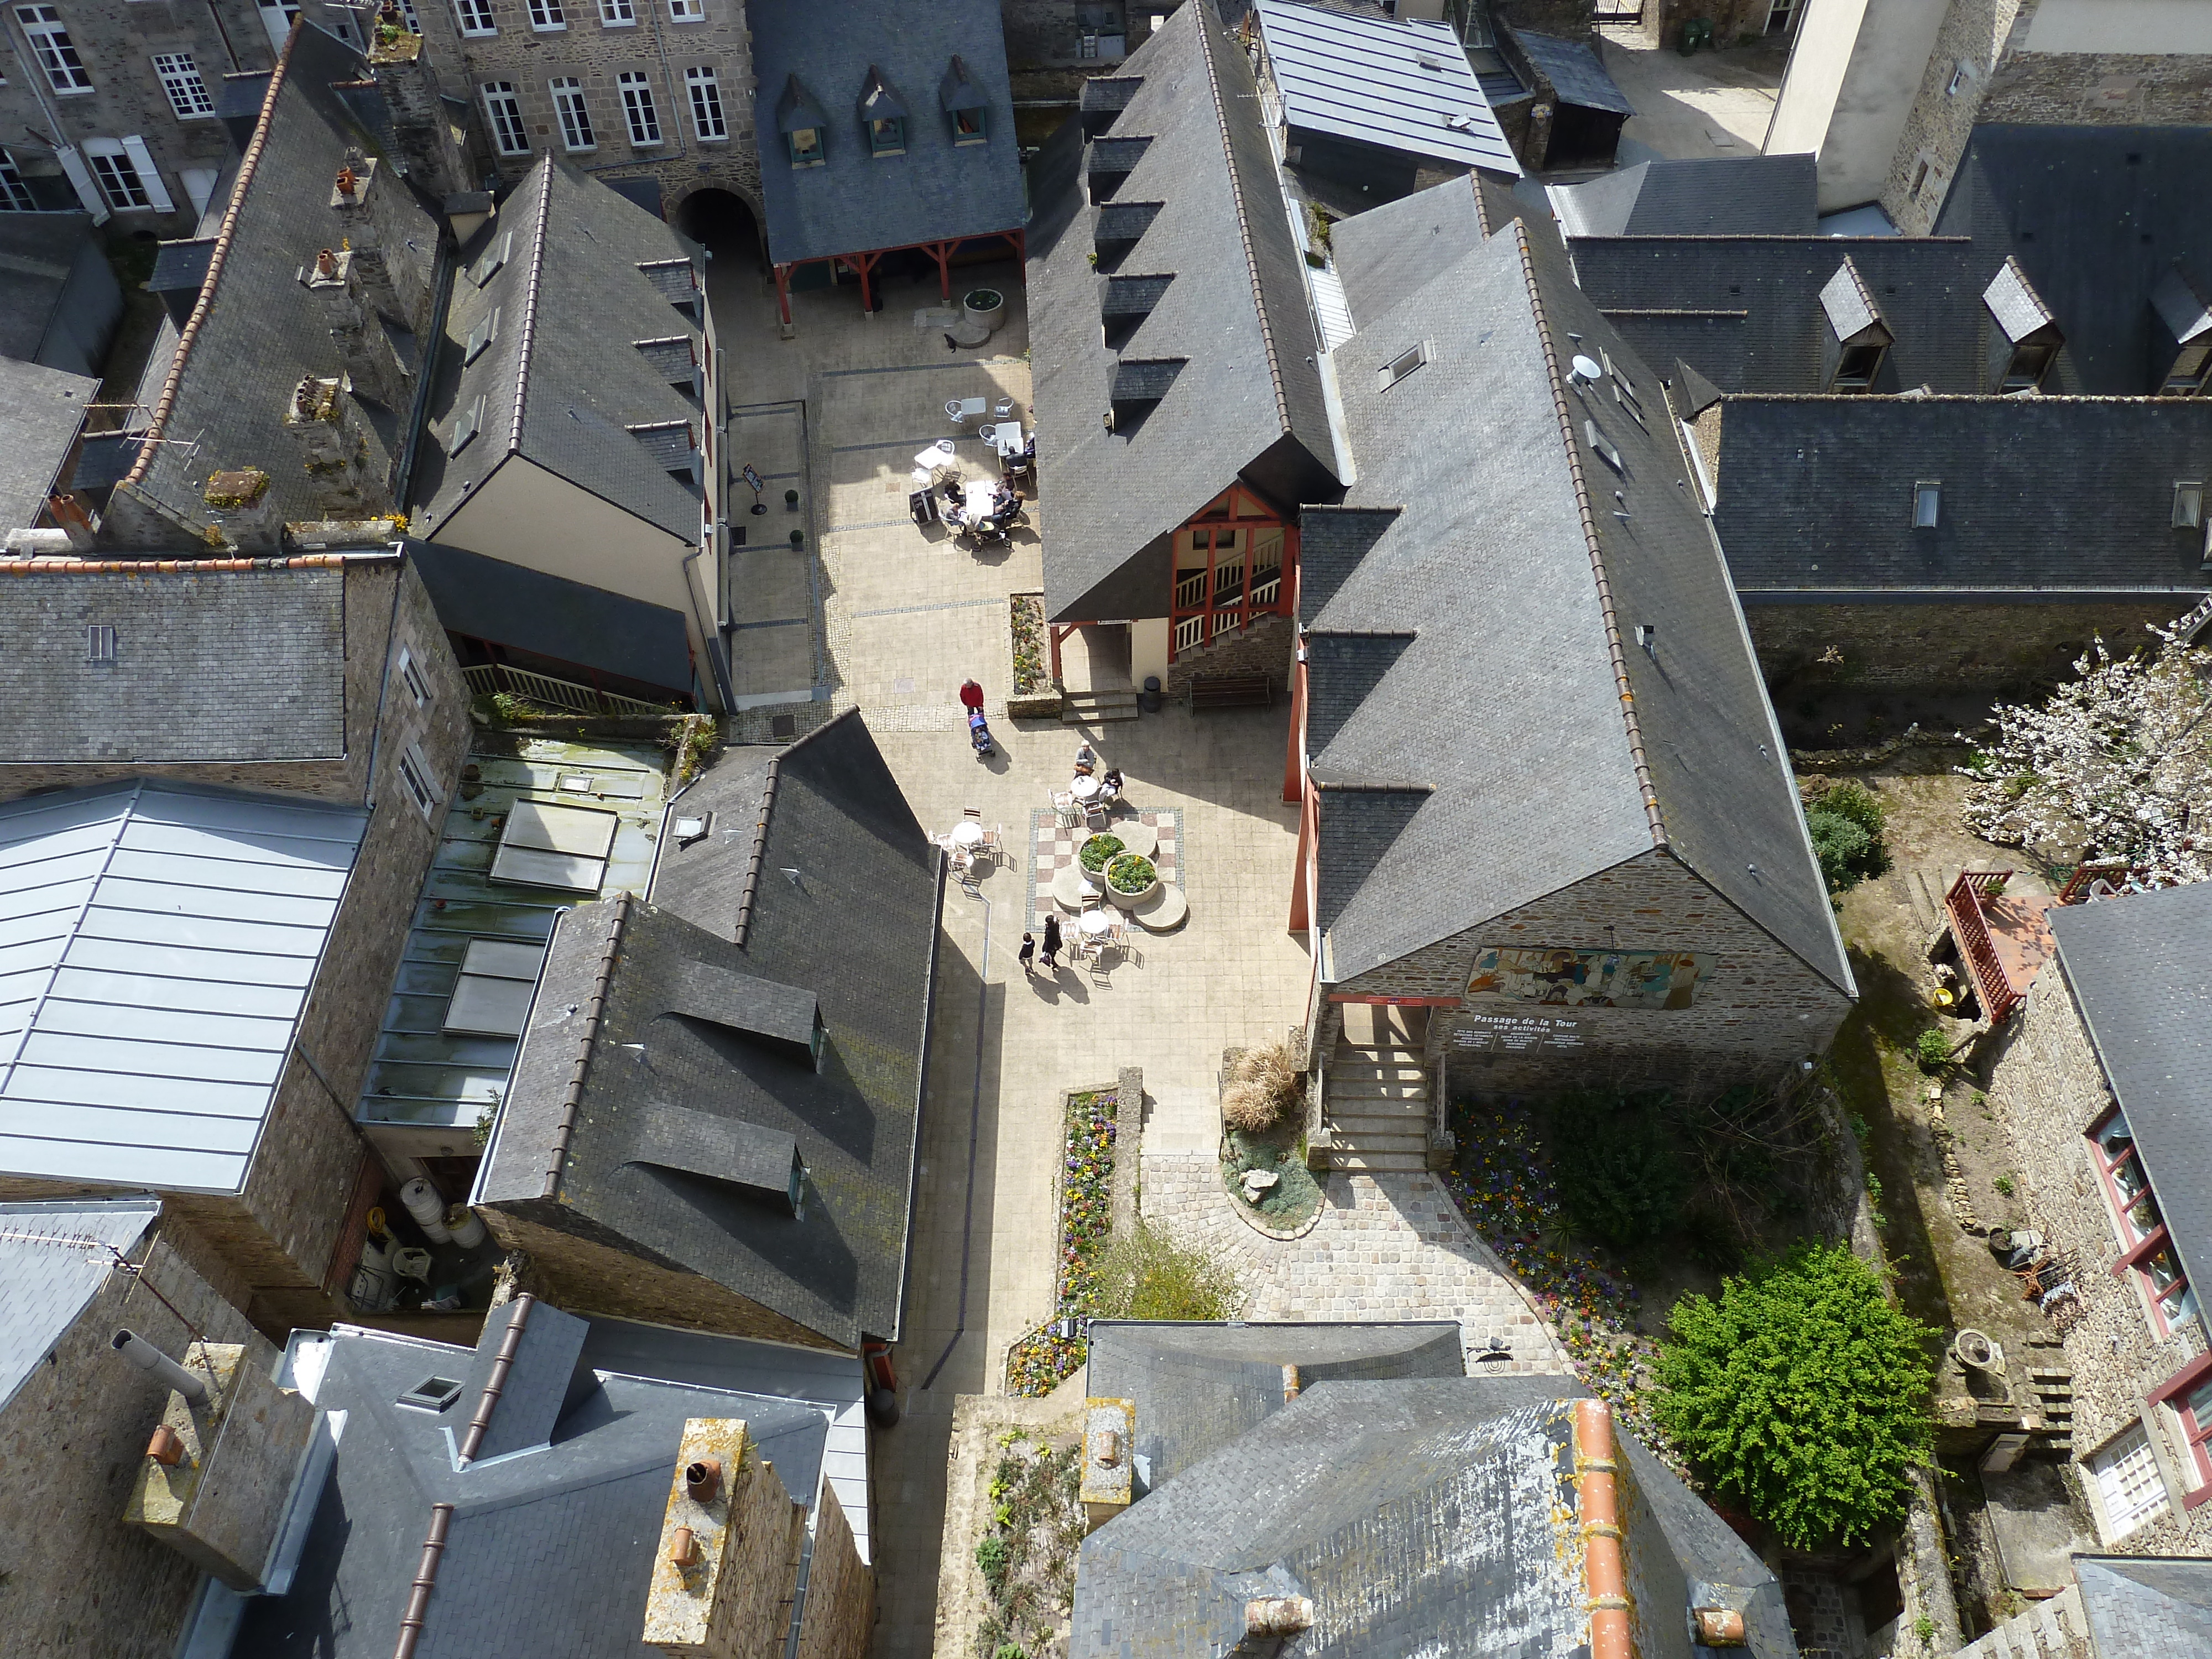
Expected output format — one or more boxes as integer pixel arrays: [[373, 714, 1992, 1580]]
[[774, 228, 1026, 323], [1048, 483, 1298, 681]]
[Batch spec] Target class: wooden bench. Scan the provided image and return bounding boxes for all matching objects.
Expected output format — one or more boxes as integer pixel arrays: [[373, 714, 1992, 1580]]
[[1186, 674, 1274, 711]]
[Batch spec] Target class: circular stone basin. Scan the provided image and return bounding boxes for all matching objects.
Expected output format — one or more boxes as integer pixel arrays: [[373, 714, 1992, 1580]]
[[963, 288, 1006, 330], [1112, 820, 1158, 859], [1103, 855, 1159, 907], [1132, 883, 1188, 931]]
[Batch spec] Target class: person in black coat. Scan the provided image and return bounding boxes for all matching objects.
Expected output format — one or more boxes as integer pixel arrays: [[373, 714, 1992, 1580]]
[[1018, 932, 1036, 975], [1041, 913, 1063, 971]]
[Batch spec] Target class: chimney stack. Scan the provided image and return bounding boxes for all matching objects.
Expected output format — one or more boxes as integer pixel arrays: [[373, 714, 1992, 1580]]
[[1079, 1397, 1136, 1534], [642, 1420, 807, 1659]]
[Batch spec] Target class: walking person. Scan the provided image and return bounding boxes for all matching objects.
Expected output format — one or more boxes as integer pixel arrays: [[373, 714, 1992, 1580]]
[[1018, 932, 1036, 975], [1041, 912, 1063, 973], [959, 677, 985, 714]]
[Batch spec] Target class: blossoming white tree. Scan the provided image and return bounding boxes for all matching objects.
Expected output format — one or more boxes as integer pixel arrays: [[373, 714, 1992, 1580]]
[[1959, 625, 2212, 886]]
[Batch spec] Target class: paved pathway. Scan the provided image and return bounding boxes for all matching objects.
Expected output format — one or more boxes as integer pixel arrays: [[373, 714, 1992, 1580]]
[[1142, 1155, 1567, 1373]]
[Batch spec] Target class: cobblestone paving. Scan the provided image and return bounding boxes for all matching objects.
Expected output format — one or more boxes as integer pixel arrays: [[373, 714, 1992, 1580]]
[[1142, 1153, 1569, 1374]]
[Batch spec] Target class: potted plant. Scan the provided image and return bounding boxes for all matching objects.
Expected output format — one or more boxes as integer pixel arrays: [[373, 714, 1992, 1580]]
[[1103, 852, 1159, 906], [784, 488, 800, 510], [789, 529, 804, 549], [1078, 832, 1124, 873]]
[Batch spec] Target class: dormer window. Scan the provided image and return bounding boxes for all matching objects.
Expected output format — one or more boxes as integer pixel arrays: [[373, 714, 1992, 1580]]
[[1834, 342, 1885, 391], [940, 53, 989, 144], [775, 71, 828, 169], [1984, 257, 2061, 393], [1819, 257, 1890, 394], [2091, 1107, 2199, 1335], [2001, 340, 2056, 393], [856, 64, 908, 158], [788, 126, 821, 164]]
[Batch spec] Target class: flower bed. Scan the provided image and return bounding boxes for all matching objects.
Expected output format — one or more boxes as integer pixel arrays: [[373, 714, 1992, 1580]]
[[1005, 1088, 1120, 1396], [1078, 833, 1123, 873], [1445, 1097, 1676, 1458], [1007, 593, 1061, 719], [974, 1433, 1084, 1659], [1222, 1128, 1323, 1230], [1104, 854, 1156, 895]]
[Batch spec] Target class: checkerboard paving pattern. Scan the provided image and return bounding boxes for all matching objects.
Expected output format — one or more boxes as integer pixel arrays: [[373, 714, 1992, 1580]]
[[1027, 806, 1182, 932]]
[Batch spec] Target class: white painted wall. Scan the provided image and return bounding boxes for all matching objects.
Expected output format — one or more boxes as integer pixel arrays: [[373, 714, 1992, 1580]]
[[2024, 0, 2212, 53], [1766, 0, 1953, 211], [1131, 616, 1170, 692]]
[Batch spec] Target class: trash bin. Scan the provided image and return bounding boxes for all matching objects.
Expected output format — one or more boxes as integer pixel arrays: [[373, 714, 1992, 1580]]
[[1139, 675, 1162, 714], [1679, 16, 1713, 53]]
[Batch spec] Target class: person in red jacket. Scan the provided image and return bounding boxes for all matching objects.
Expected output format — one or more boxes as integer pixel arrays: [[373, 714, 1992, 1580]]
[[959, 679, 985, 713]]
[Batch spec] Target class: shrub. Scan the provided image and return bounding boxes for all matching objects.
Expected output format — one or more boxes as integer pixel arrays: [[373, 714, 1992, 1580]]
[[1078, 833, 1124, 873], [1914, 1029, 1952, 1072], [1092, 1222, 1242, 1322], [974, 1535, 1008, 1591], [1655, 1242, 1936, 1550], [1806, 781, 1888, 892], [1105, 853, 1156, 894], [1545, 1089, 1688, 1252], [1220, 1039, 1302, 1133]]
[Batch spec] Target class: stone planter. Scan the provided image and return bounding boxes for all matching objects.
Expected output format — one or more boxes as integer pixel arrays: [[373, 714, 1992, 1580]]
[[963, 287, 1006, 334], [1103, 856, 1159, 908], [1005, 591, 1063, 719], [1077, 832, 1124, 878]]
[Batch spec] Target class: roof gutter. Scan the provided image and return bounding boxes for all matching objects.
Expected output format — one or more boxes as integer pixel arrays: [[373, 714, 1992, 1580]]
[[890, 841, 948, 1346]]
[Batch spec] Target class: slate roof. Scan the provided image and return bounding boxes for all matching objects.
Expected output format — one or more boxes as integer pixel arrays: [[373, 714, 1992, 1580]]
[[411, 159, 709, 546], [0, 1196, 159, 1416], [1551, 156, 1817, 239], [1306, 197, 1847, 993], [118, 25, 441, 535], [1331, 171, 1486, 331], [0, 357, 94, 532], [1512, 29, 1634, 116], [1083, 1321, 1464, 1490], [2074, 1554, 2212, 1657], [236, 1307, 838, 1659], [0, 562, 346, 764], [1711, 398, 2212, 595], [1254, 0, 1519, 176], [1934, 125, 2212, 396], [0, 782, 366, 1194], [2048, 883, 2212, 1303], [1072, 1376, 1796, 1659], [1030, 3, 1344, 622], [0, 211, 109, 370], [405, 539, 693, 695], [477, 712, 940, 1349], [747, 0, 1024, 267]]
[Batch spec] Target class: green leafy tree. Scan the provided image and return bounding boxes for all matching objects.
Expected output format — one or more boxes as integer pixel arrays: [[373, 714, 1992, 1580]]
[[1655, 1243, 1935, 1550]]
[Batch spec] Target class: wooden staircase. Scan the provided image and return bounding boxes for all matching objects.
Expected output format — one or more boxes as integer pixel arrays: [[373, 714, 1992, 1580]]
[[1061, 687, 1139, 724], [1321, 1005, 1431, 1173]]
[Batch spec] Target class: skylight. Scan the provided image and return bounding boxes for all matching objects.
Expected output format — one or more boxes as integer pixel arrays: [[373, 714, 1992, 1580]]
[[1379, 341, 1428, 389]]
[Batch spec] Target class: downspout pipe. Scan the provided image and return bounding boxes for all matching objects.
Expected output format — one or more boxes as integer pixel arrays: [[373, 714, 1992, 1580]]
[[112, 1329, 210, 1405]]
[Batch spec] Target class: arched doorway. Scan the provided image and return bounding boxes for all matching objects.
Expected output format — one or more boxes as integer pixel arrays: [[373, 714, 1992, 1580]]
[[675, 187, 763, 268]]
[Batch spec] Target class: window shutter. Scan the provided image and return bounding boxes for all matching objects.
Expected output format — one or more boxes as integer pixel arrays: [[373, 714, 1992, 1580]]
[[120, 136, 174, 212], [53, 144, 109, 223]]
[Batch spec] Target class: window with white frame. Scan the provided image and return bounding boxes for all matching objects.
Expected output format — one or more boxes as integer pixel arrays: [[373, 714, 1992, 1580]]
[[550, 77, 593, 149], [526, 0, 564, 28], [2178, 483, 2205, 530], [618, 71, 660, 145], [453, 0, 494, 33], [397, 740, 441, 820], [87, 145, 152, 210], [599, 0, 633, 22], [19, 6, 92, 92], [481, 82, 529, 155], [2088, 1425, 2171, 1541], [666, 0, 700, 18], [0, 149, 32, 211], [153, 53, 214, 118], [398, 647, 431, 708], [1912, 481, 1940, 528], [686, 65, 724, 139]]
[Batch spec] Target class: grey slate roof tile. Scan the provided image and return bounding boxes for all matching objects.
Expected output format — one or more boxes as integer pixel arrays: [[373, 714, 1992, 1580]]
[[748, 0, 1024, 267], [0, 212, 101, 364], [1511, 29, 1633, 116], [1331, 175, 1486, 332], [0, 1196, 159, 1415], [479, 713, 938, 1348], [2075, 1554, 2212, 1657], [1306, 199, 1846, 991], [2049, 883, 2212, 1297], [0, 356, 94, 533], [1030, 3, 1342, 621], [0, 565, 345, 763], [411, 159, 709, 545], [1551, 156, 1817, 238]]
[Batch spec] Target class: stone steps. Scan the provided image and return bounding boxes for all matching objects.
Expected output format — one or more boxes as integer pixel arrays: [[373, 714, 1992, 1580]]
[[1062, 688, 1139, 724], [1327, 1061, 1427, 1085], [1327, 1078, 1428, 1102], [1324, 1149, 1430, 1173]]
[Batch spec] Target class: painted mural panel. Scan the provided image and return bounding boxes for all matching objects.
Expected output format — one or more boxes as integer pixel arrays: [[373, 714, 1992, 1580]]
[[1464, 947, 1709, 1010]]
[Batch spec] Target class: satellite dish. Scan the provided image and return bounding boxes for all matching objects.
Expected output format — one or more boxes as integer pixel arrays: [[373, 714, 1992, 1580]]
[[1571, 354, 1604, 383]]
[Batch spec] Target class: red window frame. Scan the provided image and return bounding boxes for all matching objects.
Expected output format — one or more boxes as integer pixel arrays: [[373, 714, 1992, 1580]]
[[1166, 484, 1295, 665], [2090, 1107, 2197, 1338], [2149, 1353, 2212, 1506]]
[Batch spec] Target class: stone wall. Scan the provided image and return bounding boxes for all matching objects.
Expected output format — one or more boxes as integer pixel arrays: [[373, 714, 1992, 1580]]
[[1744, 597, 2197, 693], [792, 1483, 874, 1659], [1163, 613, 1293, 700], [1333, 846, 1852, 1095], [1878, 0, 2022, 234], [487, 1204, 850, 1352], [0, 1221, 261, 1658], [1001, 0, 1135, 72], [1496, 0, 1599, 40], [406, 0, 763, 222], [1987, 967, 2212, 1553]]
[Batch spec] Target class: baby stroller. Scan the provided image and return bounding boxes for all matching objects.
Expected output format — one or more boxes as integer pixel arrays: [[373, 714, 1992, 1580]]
[[968, 706, 995, 759]]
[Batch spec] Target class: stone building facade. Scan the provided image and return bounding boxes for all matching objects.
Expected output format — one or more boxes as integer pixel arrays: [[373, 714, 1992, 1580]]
[[1321, 847, 1853, 1098], [1989, 941, 2212, 1555], [0, 1202, 262, 1659], [1881, 0, 2212, 236], [1743, 598, 2200, 695], [403, 0, 763, 227]]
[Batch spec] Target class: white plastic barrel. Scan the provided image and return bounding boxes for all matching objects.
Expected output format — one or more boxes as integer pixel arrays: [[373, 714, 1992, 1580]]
[[400, 1178, 452, 1244], [446, 1204, 488, 1249]]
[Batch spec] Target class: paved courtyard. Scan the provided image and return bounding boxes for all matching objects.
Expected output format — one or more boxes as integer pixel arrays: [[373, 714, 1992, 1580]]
[[700, 238, 1558, 1659]]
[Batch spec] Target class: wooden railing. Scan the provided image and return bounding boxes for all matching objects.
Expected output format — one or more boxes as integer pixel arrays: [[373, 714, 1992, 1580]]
[[1945, 870, 2022, 1024], [461, 662, 674, 719]]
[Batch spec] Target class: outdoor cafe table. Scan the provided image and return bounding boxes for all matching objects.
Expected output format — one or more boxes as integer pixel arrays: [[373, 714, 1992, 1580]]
[[949, 821, 985, 849], [1077, 910, 1112, 938], [964, 480, 1004, 521], [1070, 774, 1101, 801]]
